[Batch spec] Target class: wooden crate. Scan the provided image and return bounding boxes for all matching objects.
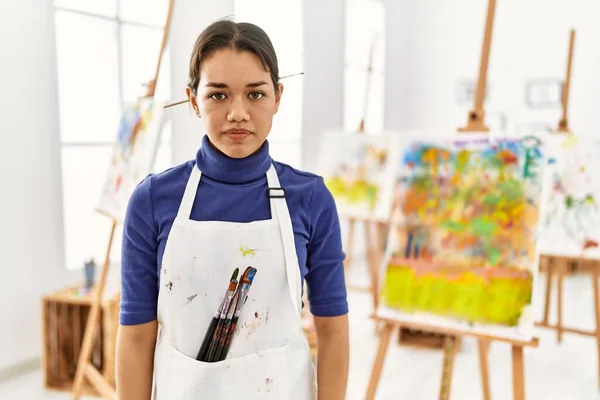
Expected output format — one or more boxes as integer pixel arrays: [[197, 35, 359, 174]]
[[42, 285, 120, 396]]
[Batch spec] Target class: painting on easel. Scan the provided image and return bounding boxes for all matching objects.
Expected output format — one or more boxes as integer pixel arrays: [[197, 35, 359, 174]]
[[97, 97, 164, 221], [318, 131, 400, 221], [379, 133, 547, 340], [538, 134, 600, 259]]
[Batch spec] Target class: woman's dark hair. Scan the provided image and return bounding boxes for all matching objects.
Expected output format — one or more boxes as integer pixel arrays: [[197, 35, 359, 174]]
[[188, 19, 280, 95]]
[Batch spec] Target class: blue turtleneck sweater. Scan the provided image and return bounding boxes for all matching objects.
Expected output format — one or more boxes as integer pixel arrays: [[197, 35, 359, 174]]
[[119, 135, 348, 325]]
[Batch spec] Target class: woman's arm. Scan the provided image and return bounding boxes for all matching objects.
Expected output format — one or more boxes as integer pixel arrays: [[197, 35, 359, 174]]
[[305, 177, 350, 399], [116, 321, 158, 399], [314, 315, 349, 400], [116, 176, 160, 398]]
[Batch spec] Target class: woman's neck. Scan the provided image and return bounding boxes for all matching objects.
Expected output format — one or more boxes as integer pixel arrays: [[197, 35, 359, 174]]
[[195, 135, 272, 184]]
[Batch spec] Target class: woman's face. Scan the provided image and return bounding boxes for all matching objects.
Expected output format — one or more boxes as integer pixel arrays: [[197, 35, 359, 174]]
[[187, 48, 283, 159]]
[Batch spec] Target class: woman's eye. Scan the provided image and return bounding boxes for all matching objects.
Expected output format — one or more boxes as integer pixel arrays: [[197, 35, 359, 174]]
[[249, 92, 264, 100], [210, 93, 226, 101]]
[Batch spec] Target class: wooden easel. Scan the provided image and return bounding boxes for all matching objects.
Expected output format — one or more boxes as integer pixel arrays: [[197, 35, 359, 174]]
[[366, 0, 540, 398], [397, 0, 496, 354], [557, 29, 575, 134], [457, 0, 496, 133], [344, 30, 387, 314], [71, 2, 175, 398], [534, 28, 600, 389], [366, 318, 538, 400]]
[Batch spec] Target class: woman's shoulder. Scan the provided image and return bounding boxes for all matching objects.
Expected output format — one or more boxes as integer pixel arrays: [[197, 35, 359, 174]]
[[272, 161, 336, 212], [148, 160, 195, 187], [273, 161, 323, 192], [129, 160, 195, 207]]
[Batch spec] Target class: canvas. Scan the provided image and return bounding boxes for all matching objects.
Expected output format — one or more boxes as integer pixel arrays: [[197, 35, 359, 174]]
[[318, 131, 400, 221], [538, 134, 600, 259], [97, 97, 164, 222], [378, 133, 546, 341]]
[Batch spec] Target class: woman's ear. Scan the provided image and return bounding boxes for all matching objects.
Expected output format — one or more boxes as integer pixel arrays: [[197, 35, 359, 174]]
[[185, 87, 201, 117], [274, 83, 284, 114]]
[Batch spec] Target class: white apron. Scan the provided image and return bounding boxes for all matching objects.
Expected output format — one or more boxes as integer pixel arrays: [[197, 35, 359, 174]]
[[152, 164, 316, 399]]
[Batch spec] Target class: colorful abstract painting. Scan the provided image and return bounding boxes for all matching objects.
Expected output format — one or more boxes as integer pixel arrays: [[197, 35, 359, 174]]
[[538, 134, 600, 259], [97, 98, 164, 221], [318, 131, 401, 221], [378, 133, 546, 341]]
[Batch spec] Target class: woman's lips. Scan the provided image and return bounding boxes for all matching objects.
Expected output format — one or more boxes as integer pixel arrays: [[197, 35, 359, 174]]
[[224, 129, 251, 141]]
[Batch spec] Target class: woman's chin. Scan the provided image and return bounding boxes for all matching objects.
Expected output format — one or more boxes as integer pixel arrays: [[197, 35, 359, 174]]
[[212, 137, 262, 159]]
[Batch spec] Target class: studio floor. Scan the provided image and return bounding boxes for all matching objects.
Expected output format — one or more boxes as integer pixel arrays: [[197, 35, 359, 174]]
[[2, 259, 600, 399]]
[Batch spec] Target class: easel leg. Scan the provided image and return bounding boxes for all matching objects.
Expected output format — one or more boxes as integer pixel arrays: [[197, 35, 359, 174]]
[[365, 323, 394, 400], [72, 297, 101, 398], [591, 268, 600, 389], [556, 259, 565, 343], [542, 257, 553, 325], [344, 218, 356, 271], [72, 222, 117, 399], [478, 340, 492, 400], [438, 336, 459, 400], [370, 222, 387, 310], [511, 345, 525, 400], [364, 221, 377, 312]]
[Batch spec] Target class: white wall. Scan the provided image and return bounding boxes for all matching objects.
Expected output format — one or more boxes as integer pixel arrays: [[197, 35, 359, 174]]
[[169, 0, 235, 164], [0, 0, 82, 372], [384, 0, 600, 135], [302, 0, 345, 172]]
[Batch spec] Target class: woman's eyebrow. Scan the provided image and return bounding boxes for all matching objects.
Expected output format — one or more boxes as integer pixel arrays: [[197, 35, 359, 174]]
[[205, 82, 228, 88], [205, 81, 268, 89], [246, 81, 268, 88]]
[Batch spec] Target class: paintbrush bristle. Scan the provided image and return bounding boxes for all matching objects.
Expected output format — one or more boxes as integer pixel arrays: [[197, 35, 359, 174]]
[[246, 268, 257, 284], [242, 266, 253, 277], [227, 280, 237, 291], [230, 267, 239, 281]]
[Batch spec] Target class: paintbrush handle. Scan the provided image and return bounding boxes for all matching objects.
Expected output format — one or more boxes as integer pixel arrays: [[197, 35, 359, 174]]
[[205, 317, 225, 362], [219, 316, 239, 361], [217, 292, 247, 362], [196, 317, 219, 361], [214, 317, 233, 361]]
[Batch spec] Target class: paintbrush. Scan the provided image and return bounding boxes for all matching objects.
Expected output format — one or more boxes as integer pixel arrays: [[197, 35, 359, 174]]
[[213, 288, 240, 361], [213, 267, 256, 361], [196, 268, 239, 361], [201, 268, 239, 362], [217, 267, 257, 361], [211, 267, 255, 361]]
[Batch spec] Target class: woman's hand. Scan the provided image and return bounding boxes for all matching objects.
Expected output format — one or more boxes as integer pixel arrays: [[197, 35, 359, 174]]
[[314, 314, 349, 400], [115, 320, 158, 400]]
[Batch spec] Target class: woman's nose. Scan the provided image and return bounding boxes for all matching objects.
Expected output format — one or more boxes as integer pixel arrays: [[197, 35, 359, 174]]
[[227, 97, 250, 122]]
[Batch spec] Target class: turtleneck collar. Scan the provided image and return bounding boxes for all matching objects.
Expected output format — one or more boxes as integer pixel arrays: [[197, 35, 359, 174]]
[[195, 135, 272, 184]]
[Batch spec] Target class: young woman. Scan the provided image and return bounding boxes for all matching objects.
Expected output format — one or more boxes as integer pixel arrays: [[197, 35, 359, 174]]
[[115, 19, 349, 399]]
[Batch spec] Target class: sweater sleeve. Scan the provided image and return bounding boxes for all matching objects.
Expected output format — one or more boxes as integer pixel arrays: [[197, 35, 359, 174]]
[[119, 176, 159, 325], [305, 177, 349, 317]]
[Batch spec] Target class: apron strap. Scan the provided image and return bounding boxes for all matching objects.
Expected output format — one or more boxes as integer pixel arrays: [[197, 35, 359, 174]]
[[177, 164, 202, 219], [266, 165, 302, 316]]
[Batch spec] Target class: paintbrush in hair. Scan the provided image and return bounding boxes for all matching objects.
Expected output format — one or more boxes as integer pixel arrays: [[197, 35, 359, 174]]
[[202, 269, 239, 362], [196, 268, 239, 361], [218, 267, 257, 361]]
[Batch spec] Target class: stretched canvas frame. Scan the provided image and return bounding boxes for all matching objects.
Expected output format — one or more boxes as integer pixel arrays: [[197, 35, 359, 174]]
[[97, 97, 165, 222], [538, 133, 600, 259], [377, 132, 547, 341], [318, 130, 401, 222]]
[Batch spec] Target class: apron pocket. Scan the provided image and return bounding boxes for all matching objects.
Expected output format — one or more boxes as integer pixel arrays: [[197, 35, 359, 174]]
[[154, 336, 290, 400]]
